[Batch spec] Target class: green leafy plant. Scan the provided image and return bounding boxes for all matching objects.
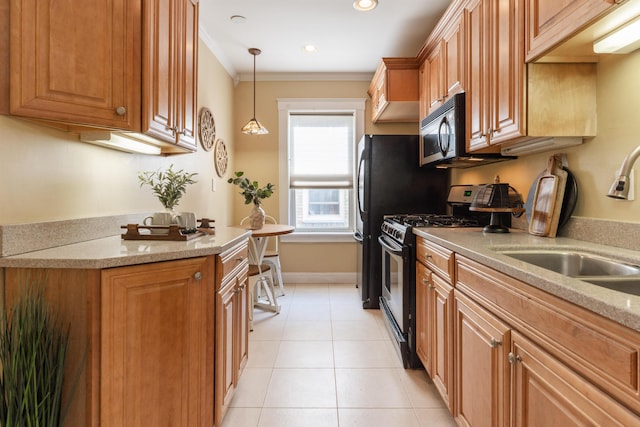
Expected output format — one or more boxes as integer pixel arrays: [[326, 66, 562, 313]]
[[0, 284, 69, 427], [227, 171, 274, 205], [138, 164, 198, 210]]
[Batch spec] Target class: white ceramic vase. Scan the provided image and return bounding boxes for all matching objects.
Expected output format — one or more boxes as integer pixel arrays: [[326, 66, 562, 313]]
[[249, 203, 266, 230]]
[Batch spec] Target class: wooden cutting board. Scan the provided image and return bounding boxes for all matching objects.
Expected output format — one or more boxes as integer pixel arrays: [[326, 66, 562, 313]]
[[529, 155, 566, 236], [546, 155, 568, 237]]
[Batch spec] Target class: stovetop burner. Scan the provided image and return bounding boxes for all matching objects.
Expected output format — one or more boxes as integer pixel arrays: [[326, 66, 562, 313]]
[[384, 213, 482, 228]]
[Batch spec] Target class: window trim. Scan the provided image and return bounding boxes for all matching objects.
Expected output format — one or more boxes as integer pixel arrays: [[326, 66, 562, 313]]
[[278, 98, 366, 242]]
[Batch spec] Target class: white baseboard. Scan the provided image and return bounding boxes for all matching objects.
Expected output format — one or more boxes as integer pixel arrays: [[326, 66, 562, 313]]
[[281, 272, 357, 285]]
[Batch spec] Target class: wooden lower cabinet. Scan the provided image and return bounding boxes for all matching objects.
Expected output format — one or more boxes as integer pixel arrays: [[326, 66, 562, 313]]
[[101, 257, 215, 427], [416, 238, 454, 410], [430, 273, 454, 410], [453, 289, 511, 427], [416, 262, 431, 372], [215, 265, 249, 425], [416, 239, 640, 426], [215, 240, 250, 425], [510, 330, 639, 426], [2, 241, 251, 427]]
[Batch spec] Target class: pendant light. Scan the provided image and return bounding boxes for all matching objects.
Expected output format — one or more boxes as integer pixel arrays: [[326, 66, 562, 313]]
[[241, 48, 269, 135]]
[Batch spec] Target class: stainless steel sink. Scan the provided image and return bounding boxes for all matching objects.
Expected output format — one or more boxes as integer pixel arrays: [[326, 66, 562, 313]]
[[583, 277, 640, 296], [498, 250, 640, 277]]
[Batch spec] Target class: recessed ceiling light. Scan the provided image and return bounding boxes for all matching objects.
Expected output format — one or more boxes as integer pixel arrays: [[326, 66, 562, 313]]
[[230, 15, 247, 24], [303, 45, 317, 53], [353, 0, 378, 12]]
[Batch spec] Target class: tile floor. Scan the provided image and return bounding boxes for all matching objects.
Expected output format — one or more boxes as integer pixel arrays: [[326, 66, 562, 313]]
[[221, 283, 457, 427]]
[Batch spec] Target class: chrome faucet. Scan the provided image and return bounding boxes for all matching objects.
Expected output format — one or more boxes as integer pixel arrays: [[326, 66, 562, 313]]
[[608, 145, 640, 199]]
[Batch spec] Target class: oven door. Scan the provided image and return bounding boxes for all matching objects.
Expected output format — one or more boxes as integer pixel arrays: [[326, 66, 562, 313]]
[[378, 234, 405, 332]]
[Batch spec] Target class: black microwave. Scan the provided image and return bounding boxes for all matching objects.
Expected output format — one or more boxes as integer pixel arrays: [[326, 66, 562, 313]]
[[419, 93, 514, 168]]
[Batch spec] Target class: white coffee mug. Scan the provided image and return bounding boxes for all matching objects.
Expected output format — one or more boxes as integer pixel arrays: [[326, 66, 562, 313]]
[[143, 212, 173, 234], [175, 212, 197, 230]]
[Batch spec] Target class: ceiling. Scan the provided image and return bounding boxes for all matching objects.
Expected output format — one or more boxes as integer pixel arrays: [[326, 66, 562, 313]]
[[199, 0, 452, 81]]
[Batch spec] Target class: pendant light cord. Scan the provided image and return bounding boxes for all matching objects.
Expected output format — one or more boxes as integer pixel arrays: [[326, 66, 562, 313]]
[[252, 51, 257, 119]]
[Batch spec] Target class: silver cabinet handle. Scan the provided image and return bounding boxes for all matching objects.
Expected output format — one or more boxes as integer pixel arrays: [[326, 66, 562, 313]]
[[115, 106, 126, 116], [193, 272, 203, 281], [508, 352, 522, 364], [490, 338, 502, 348]]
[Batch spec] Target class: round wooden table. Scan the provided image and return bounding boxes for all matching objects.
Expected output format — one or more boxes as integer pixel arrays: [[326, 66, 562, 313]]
[[237, 223, 294, 265], [236, 223, 294, 316]]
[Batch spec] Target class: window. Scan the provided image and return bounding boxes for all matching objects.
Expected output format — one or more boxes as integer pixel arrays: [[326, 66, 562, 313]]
[[278, 99, 365, 240]]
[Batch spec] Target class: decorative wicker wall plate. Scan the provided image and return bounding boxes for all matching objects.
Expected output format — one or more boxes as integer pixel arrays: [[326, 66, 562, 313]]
[[198, 107, 215, 151], [214, 139, 228, 177]]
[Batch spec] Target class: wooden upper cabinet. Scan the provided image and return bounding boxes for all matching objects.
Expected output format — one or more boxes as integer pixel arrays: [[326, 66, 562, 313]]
[[368, 58, 419, 123], [8, 0, 141, 130], [418, 60, 429, 122], [425, 43, 444, 114], [525, 0, 617, 62], [143, 0, 198, 150], [466, 0, 524, 153], [6, 0, 198, 153], [442, 14, 465, 106], [422, 12, 465, 118]]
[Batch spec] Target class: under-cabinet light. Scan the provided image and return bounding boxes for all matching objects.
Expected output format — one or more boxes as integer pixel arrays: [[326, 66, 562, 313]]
[[80, 132, 162, 155], [594, 15, 640, 54]]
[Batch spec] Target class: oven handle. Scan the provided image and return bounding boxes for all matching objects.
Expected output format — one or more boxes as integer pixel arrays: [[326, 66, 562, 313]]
[[378, 235, 404, 256]]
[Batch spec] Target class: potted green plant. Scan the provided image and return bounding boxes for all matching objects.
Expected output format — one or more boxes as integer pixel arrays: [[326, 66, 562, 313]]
[[228, 171, 274, 229], [0, 285, 69, 426], [138, 165, 198, 230]]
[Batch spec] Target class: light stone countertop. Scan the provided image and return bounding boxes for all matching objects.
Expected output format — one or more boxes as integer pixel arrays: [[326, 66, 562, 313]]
[[0, 226, 251, 269], [413, 227, 640, 332]]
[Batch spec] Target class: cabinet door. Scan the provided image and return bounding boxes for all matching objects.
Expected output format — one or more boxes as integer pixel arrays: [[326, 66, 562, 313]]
[[176, 0, 198, 150], [431, 273, 453, 410], [454, 289, 510, 427], [426, 43, 444, 114], [488, 0, 524, 145], [465, 0, 489, 151], [418, 60, 429, 121], [525, 0, 616, 61], [215, 262, 249, 427], [236, 270, 249, 374], [101, 257, 214, 427], [510, 331, 640, 426], [216, 280, 237, 424], [442, 13, 465, 102], [143, 0, 198, 150], [416, 262, 432, 373], [9, 0, 141, 130]]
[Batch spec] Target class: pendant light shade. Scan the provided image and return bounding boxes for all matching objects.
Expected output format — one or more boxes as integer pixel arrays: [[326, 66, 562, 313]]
[[242, 48, 269, 135]]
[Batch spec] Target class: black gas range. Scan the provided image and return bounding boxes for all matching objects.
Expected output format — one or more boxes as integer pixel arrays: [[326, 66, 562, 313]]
[[378, 185, 491, 368]]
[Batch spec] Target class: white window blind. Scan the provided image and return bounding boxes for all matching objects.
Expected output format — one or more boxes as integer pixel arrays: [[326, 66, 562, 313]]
[[277, 98, 365, 240], [289, 113, 354, 189]]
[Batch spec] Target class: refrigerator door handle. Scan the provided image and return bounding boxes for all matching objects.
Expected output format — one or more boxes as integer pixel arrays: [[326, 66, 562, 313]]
[[356, 154, 365, 220]]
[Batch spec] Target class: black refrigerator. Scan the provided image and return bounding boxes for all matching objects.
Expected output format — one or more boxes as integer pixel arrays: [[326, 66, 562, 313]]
[[355, 134, 449, 309]]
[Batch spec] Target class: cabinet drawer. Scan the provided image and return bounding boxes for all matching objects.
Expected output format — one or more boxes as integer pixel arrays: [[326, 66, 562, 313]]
[[216, 240, 249, 289], [417, 237, 454, 281], [455, 255, 640, 414]]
